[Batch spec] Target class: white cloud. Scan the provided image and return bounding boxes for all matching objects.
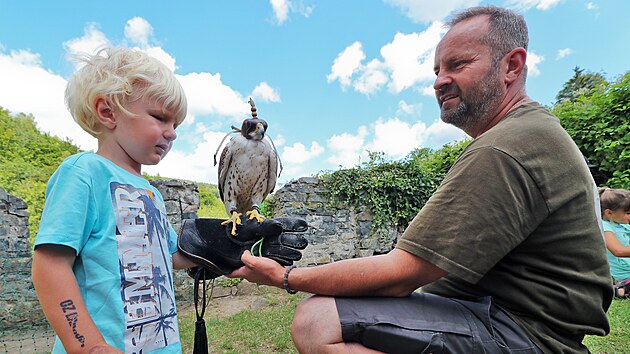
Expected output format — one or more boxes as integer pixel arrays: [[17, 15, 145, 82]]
[[381, 22, 445, 93], [422, 119, 468, 148], [586, 2, 598, 10], [144, 130, 228, 184], [270, 0, 290, 24], [63, 23, 111, 65], [421, 85, 435, 97], [367, 117, 428, 157], [251, 82, 281, 102], [328, 21, 445, 95], [143, 46, 178, 72], [384, 0, 480, 24], [327, 41, 365, 88], [365, 117, 465, 158], [327, 126, 369, 167], [397, 100, 419, 115], [324, 115, 468, 169], [505, 0, 563, 11], [0, 49, 97, 151], [0, 18, 251, 156], [526, 51, 544, 77], [269, 0, 314, 24], [125, 17, 153, 46], [176, 71, 249, 125], [556, 48, 573, 60], [282, 141, 324, 164], [353, 59, 388, 95]]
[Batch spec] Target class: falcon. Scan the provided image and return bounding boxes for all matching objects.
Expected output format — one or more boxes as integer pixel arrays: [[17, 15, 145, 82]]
[[214, 98, 281, 235]]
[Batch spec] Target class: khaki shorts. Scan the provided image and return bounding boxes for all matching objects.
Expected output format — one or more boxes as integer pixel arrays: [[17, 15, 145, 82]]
[[336, 293, 542, 354]]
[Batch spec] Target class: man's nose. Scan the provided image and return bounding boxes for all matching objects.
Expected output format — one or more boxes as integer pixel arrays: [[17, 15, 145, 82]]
[[433, 72, 452, 91]]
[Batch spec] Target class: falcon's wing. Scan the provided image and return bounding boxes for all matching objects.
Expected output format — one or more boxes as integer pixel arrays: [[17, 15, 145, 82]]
[[217, 139, 234, 204], [264, 139, 278, 196]]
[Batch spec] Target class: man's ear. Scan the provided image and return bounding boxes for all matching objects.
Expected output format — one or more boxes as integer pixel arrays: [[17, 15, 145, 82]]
[[504, 47, 527, 85], [95, 97, 117, 129]]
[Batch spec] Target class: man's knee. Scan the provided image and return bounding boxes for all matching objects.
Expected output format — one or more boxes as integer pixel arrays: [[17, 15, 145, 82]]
[[292, 295, 332, 334], [291, 295, 340, 348]]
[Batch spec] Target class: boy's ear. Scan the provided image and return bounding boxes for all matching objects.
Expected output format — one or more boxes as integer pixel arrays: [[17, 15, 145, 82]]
[[95, 97, 117, 129]]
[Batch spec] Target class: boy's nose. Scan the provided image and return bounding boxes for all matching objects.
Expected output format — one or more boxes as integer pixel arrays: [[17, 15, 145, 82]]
[[164, 126, 177, 141]]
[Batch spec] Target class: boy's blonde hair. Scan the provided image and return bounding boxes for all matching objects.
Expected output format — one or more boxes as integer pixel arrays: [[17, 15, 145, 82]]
[[65, 47, 188, 137]]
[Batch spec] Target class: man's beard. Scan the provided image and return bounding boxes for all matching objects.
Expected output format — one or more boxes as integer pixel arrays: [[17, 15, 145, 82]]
[[439, 68, 503, 132]]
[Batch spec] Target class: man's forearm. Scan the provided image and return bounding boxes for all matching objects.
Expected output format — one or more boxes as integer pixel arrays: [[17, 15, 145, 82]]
[[288, 249, 446, 297]]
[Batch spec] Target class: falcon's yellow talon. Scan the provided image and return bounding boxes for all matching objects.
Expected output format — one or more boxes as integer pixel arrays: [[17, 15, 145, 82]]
[[246, 209, 266, 223], [222, 211, 242, 236]]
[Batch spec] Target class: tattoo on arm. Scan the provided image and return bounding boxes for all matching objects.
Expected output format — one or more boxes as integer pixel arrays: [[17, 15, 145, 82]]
[[59, 299, 86, 347]]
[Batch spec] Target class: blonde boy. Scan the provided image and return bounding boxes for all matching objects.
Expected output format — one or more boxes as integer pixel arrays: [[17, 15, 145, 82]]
[[32, 47, 197, 353]]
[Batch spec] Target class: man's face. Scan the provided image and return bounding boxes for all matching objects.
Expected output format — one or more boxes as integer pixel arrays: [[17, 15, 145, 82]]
[[433, 16, 504, 133]]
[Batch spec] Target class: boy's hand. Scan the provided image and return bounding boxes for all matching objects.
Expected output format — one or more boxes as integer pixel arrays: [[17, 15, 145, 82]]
[[178, 216, 308, 279]]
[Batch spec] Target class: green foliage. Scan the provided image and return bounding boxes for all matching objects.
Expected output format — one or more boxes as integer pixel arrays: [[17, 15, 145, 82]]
[[553, 71, 630, 187], [321, 140, 470, 233], [197, 182, 227, 218], [0, 106, 227, 246], [0, 108, 80, 243], [259, 197, 275, 218], [214, 277, 242, 287], [556, 66, 607, 103]]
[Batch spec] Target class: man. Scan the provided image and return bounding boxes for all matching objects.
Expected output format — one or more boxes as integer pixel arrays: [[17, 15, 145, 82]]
[[230, 6, 612, 353]]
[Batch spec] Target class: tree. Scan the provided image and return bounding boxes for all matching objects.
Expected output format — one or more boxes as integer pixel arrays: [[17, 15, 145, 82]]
[[553, 71, 630, 187], [556, 66, 607, 103]]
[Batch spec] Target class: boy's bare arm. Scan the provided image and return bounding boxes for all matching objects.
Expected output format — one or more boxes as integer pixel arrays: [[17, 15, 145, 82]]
[[32, 245, 122, 353]]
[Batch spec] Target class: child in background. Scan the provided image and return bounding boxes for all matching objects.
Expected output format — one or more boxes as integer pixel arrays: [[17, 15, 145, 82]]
[[599, 187, 630, 299], [32, 47, 198, 353]]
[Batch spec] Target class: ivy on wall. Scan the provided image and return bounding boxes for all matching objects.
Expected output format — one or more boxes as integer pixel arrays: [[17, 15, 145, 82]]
[[321, 140, 470, 233]]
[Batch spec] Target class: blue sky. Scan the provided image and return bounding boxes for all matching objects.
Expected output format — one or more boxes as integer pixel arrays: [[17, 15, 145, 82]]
[[0, 0, 628, 186]]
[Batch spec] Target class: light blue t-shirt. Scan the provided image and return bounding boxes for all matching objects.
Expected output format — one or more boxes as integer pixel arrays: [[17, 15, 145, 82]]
[[35, 152, 181, 353], [602, 219, 630, 281]]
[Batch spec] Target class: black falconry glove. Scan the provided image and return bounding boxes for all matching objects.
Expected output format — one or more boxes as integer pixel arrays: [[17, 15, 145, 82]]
[[178, 216, 308, 279]]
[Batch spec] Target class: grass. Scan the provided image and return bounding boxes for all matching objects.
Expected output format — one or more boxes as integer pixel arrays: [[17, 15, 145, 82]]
[[178, 293, 630, 353], [179, 292, 306, 354], [584, 298, 630, 352]]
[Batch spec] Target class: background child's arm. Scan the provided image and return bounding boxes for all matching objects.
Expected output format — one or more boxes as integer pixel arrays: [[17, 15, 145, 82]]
[[604, 231, 630, 257], [32, 244, 123, 353], [171, 250, 198, 269]]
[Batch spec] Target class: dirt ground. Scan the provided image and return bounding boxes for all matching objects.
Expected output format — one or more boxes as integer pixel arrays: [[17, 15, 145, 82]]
[[178, 281, 293, 319]]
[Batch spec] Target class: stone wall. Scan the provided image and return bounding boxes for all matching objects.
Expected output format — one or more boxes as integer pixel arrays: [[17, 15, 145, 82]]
[[0, 180, 201, 330], [0, 176, 398, 330], [0, 188, 41, 328], [148, 179, 200, 303], [270, 177, 403, 266]]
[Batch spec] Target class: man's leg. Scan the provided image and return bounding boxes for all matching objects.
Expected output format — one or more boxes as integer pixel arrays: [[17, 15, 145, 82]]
[[291, 295, 383, 354], [294, 293, 541, 354]]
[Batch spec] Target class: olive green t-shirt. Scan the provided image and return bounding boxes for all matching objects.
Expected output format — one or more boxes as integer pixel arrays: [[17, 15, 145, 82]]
[[396, 102, 612, 353]]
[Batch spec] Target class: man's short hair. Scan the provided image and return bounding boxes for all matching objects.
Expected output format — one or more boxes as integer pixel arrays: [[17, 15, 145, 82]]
[[447, 6, 529, 65]]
